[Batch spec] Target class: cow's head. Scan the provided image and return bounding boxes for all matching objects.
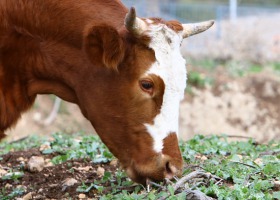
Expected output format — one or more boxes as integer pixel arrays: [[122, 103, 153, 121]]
[[80, 8, 213, 184]]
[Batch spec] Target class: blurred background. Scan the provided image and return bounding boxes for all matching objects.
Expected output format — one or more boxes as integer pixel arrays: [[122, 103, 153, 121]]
[[5, 0, 280, 142]]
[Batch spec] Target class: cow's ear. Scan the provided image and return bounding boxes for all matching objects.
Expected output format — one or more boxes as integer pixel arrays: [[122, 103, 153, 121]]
[[84, 25, 125, 71]]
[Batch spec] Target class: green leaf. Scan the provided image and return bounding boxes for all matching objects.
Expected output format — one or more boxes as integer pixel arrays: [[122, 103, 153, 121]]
[[42, 148, 55, 154], [1, 172, 24, 181], [273, 191, 280, 199]]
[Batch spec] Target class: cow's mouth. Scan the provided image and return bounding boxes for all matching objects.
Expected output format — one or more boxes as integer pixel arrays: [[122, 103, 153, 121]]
[[123, 155, 182, 184]]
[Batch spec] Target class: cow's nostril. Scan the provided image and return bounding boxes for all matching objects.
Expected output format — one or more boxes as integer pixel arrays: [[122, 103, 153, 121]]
[[165, 162, 172, 174], [165, 162, 176, 179], [165, 161, 178, 179]]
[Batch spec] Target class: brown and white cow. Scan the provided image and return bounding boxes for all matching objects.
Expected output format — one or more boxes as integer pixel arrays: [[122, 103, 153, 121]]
[[0, 0, 213, 183]]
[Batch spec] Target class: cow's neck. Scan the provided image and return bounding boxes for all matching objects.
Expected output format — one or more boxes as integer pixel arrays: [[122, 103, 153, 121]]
[[0, 32, 86, 134], [26, 41, 88, 104]]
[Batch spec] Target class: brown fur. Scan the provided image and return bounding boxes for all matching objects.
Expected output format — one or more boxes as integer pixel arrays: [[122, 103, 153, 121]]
[[149, 18, 184, 33], [0, 0, 183, 183]]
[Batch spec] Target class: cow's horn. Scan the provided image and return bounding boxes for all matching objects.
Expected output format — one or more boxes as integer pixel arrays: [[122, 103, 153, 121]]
[[182, 20, 214, 38], [125, 7, 147, 35]]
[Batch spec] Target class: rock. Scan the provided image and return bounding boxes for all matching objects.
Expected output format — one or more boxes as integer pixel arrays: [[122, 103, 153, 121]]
[[62, 178, 78, 191], [78, 193, 86, 199], [0, 168, 8, 177], [110, 159, 118, 167], [16, 185, 27, 192], [22, 192, 32, 200], [27, 156, 45, 172], [44, 159, 54, 167], [96, 166, 105, 177], [62, 178, 78, 186], [5, 183, 12, 189], [201, 156, 208, 161], [237, 154, 243, 160], [72, 166, 92, 171], [39, 142, 51, 152], [17, 157, 25, 162], [254, 158, 263, 165]]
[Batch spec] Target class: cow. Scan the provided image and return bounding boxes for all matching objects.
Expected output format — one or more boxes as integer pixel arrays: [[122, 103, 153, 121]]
[[0, 0, 214, 184]]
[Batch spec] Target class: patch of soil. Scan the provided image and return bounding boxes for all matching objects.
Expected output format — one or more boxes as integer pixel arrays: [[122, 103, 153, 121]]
[[0, 149, 119, 199], [180, 70, 280, 142]]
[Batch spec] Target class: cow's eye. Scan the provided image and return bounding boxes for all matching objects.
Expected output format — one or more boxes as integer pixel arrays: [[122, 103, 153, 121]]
[[140, 79, 154, 94]]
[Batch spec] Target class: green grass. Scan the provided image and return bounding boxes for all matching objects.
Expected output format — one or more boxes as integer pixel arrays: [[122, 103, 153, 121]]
[[0, 133, 279, 199], [42, 133, 113, 165], [0, 135, 48, 155]]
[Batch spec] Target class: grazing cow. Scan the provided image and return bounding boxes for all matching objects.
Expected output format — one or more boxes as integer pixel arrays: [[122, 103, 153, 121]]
[[0, 0, 213, 183]]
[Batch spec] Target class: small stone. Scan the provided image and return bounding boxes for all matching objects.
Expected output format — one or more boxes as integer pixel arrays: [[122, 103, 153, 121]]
[[62, 178, 78, 191], [5, 183, 12, 189], [27, 156, 45, 172], [17, 157, 25, 162], [201, 155, 208, 161], [195, 155, 202, 159], [0, 168, 8, 177], [39, 142, 51, 152], [237, 154, 243, 159], [110, 159, 118, 167], [22, 192, 32, 200], [78, 193, 86, 199], [254, 158, 263, 165], [73, 166, 92, 171], [96, 166, 105, 177], [78, 166, 92, 171], [62, 178, 78, 187], [274, 180, 280, 190], [16, 185, 27, 192], [45, 159, 54, 167]]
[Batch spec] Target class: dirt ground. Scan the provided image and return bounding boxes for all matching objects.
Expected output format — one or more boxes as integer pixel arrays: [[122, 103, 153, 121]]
[[180, 69, 280, 142], [0, 148, 121, 199]]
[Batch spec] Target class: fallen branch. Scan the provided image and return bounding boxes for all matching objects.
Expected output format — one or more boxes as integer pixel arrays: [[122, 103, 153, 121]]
[[225, 135, 253, 139], [185, 189, 216, 200], [259, 150, 280, 156], [43, 97, 62, 126], [174, 171, 222, 191], [230, 161, 257, 169], [157, 171, 221, 200]]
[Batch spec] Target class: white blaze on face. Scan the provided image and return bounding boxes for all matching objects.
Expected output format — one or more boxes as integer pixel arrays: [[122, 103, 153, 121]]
[[144, 23, 187, 153]]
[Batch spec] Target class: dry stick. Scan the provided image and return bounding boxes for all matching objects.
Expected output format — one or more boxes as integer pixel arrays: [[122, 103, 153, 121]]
[[157, 171, 221, 200], [243, 171, 261, 186], [230, 161, 257, 169], [174, 171, 222, 191], [259, 150, 280, 156], [225, 135, 253, 139], [8, 136, 29, 144], [149, 181, 165, 189], [184, 189, 216, 200], [43, 97, 62, 125]]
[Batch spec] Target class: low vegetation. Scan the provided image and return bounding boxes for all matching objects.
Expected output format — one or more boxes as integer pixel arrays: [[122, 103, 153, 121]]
[[0, 133, 279, 199]]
